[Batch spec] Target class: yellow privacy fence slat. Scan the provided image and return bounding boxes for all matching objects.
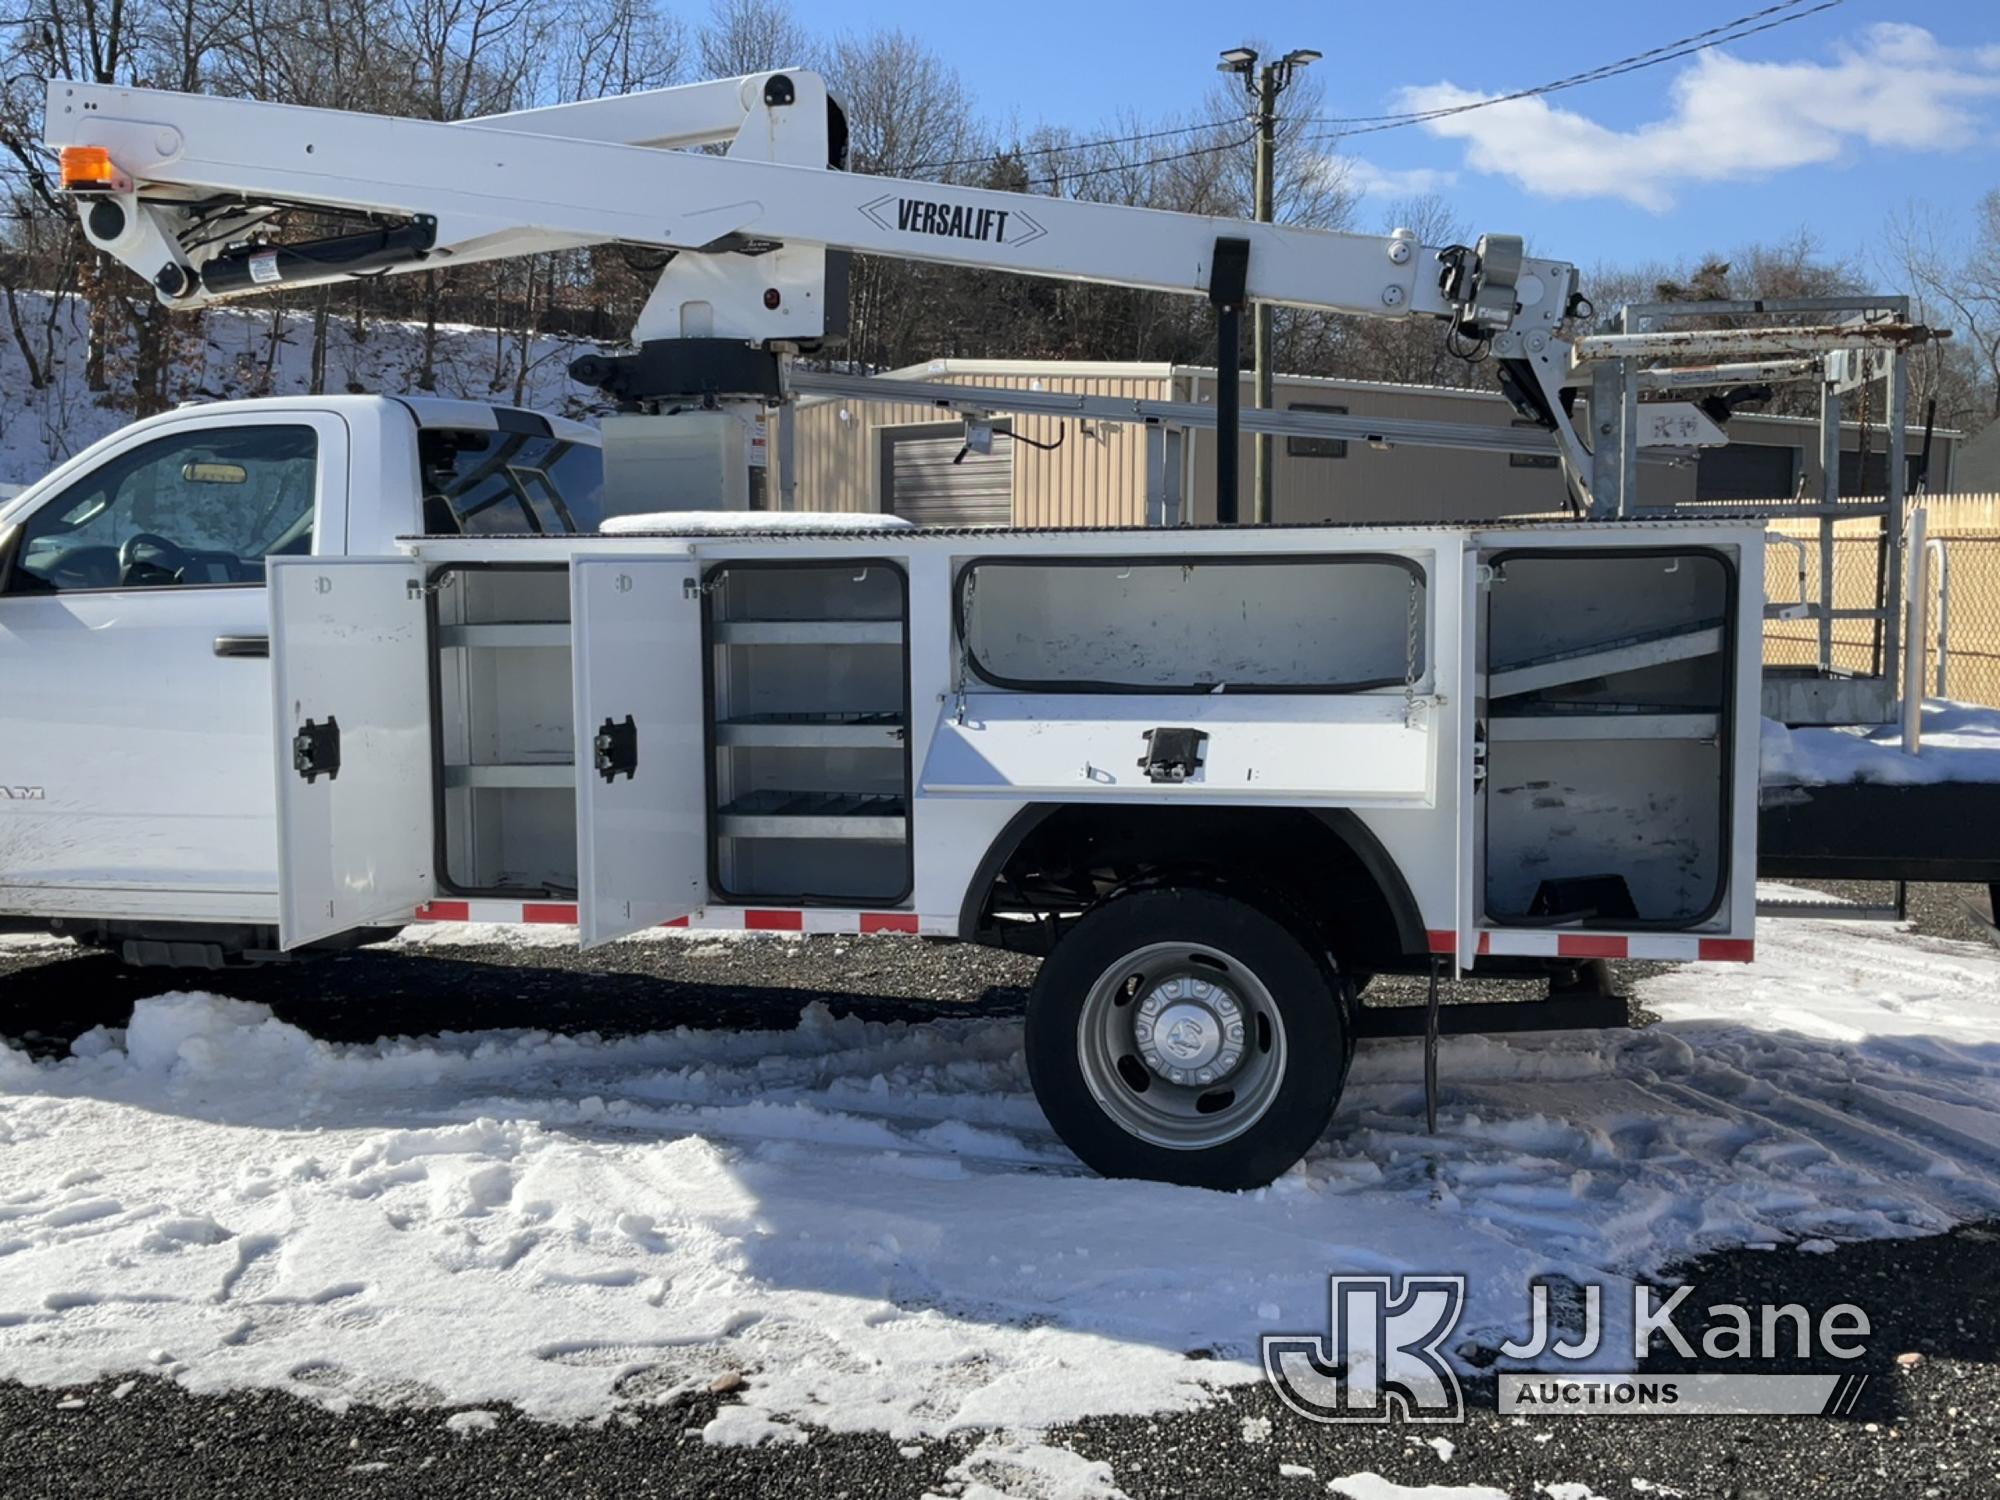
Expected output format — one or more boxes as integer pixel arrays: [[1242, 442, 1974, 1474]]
[[1756, 494, 2000, 709]]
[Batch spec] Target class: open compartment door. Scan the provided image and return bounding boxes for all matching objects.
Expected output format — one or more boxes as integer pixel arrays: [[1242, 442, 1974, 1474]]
[[571, 554, 705, 948], [269, 557, 435, 949]]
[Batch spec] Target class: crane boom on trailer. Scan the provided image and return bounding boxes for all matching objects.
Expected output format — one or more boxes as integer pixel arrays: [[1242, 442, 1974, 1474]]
[[43, 71, 1597, 510]]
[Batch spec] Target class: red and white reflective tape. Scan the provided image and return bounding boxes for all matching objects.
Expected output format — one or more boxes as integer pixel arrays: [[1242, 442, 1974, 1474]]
[[409, 904, 1748, 961], [1426, 930, 1754, 963], [412, 900, 948, 936]]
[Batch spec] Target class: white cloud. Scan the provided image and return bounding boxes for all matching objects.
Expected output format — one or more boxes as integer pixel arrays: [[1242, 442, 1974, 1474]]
[[1396, 23, 2000, 212], [1321, 153, 1459, 201]]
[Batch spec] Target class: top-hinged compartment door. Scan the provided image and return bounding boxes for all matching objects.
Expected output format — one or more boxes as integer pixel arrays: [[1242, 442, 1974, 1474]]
[[571, 552, 704, 948], [956, 551, 1429, 693], [269, 556, 435, 949], [932, 548, 1439, 805]]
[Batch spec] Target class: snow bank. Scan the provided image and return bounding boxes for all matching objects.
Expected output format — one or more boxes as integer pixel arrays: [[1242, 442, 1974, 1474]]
[[1761, 700, 2000, 786], [2, 917, 1999, 1439], [599, 511, 915, 534]]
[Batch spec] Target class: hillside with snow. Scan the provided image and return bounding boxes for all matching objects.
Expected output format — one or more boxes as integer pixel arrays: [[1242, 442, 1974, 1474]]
[[0, 292, 603, 492]]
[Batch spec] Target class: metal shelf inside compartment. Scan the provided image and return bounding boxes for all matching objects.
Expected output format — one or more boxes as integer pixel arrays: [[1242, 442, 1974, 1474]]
[[1488, 616, 1725, 699], [716, 789, 908, 841], [714, 711, 905, 748], [443, 762, 574, 788], [1486, 706, 1720, 742], [713, 618, 903, 647], [437, 622, 571, 649]]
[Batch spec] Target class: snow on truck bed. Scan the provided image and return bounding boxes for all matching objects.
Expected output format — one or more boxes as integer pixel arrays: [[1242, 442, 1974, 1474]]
[[2, 912, 1999, 1448], [1762, 699, 2000, 786], [598, 511, 916, 534]]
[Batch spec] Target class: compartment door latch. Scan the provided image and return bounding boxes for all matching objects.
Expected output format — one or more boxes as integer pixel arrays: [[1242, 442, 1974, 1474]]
[[594, 714, 638, 784], [1138, 726, 1207, 784], [293, 716, 341, 785]]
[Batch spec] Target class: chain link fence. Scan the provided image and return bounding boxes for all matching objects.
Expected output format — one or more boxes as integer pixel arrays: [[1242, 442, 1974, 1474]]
[[1920, 535, 2000, 709], [1759, 496, 2000, 710], [1761, 523, 1899, 680]]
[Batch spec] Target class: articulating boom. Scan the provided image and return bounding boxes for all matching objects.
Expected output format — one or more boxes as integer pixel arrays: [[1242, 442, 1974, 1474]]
[[45, 71, 1596, 500]]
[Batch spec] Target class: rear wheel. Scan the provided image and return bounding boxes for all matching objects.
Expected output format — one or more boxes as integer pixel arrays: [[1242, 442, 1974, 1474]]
[[1025, 887, 1350, 1189]]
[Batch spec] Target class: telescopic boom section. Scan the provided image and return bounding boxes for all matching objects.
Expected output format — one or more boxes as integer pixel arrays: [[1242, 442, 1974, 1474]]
[[44, 70, 1592, 488]]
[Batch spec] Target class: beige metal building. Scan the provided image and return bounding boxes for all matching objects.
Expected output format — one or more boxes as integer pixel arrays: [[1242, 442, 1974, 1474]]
[[789, 359, 1956, 525]]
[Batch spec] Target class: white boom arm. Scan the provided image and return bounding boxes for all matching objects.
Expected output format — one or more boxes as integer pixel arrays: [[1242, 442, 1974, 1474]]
[[44, 71, 1593, 490]]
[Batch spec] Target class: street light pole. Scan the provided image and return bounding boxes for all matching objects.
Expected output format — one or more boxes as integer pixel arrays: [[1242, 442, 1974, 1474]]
[[1220, 45, 1319, 524], [1251, 64, 1279, 525]]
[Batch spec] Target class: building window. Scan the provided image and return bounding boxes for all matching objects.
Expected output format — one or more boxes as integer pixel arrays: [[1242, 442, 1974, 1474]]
[[1508, 418, 1559, 469], [1286, 403, 1348, 459]]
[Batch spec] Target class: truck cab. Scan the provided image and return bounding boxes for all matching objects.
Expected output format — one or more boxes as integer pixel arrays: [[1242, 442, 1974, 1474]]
[[0, 395, 600, 965]]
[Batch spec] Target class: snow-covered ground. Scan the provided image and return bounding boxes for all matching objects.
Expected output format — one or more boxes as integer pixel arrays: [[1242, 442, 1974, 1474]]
[[2, 911, 1999, 1465]]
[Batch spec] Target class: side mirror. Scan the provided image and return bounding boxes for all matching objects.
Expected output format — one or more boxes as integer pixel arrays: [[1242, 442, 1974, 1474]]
[[0, 523, 19, 596]]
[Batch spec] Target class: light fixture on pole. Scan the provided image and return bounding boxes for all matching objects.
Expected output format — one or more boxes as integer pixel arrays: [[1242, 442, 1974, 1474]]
[[1221, 42, 1318, 524]]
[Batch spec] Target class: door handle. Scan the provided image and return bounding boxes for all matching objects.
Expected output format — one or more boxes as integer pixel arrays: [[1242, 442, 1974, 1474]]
[[213, 635, 269, 658]]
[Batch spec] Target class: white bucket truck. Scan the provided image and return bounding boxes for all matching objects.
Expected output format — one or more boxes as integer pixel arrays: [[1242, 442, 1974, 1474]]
[[0, 72, 1764, 1185]]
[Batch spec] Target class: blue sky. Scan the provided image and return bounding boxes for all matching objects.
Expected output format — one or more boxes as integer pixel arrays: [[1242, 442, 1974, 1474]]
[[800, 0, 2000, 272]]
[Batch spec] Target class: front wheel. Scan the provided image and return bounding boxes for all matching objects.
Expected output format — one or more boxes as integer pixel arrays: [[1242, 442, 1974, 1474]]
[[1024, 887, 1350, 1190]]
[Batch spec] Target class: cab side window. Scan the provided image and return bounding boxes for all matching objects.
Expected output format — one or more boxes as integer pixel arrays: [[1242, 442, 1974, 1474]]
[[4, 424, 317, 595], [419, 428, 604, 535]]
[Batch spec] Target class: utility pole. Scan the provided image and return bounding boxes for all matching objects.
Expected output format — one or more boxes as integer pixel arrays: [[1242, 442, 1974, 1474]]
[[1219, 45, 1320, 524]]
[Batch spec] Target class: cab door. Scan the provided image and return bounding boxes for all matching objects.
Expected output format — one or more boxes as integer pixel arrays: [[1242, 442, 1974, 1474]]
[[269, 556, 435, 947], [570, 554, 707, 947], [0, 411, 346, 915]]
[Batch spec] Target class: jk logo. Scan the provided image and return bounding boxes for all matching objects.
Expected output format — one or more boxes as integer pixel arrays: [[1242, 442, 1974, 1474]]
[[1262, 1275, 1466, 1424]]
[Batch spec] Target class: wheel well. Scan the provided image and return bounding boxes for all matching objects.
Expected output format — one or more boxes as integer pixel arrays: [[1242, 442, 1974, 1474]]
[[960, 803, 1424, 964]]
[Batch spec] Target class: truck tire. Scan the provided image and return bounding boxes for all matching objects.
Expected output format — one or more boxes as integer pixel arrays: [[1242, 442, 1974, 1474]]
[[1025, 886, 1350, 1190]]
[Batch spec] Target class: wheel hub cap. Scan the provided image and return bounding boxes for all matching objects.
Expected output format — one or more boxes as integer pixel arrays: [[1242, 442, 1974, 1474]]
[[1134, 976, 1245, 1086]]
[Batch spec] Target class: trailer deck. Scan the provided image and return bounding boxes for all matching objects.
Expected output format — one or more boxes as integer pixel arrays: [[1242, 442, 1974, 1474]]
[[1759, 703, 2000, 885]]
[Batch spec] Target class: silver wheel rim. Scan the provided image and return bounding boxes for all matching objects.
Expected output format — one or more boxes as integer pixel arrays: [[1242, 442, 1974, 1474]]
[[1075, 941, 1289, 1151]]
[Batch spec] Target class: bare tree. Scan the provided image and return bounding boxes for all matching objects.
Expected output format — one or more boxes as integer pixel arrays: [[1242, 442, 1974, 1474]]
[[1321, 194, 1479, 388], [696, 0, 809, 78], [549, 0, 684, 102], [824, 27, 984, 368], [1883, 196, 2000, 429]]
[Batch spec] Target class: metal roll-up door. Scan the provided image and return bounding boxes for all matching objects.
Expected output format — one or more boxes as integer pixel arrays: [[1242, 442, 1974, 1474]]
[[1695, 442, 1797, 502], [883, 424, 1013, 525]]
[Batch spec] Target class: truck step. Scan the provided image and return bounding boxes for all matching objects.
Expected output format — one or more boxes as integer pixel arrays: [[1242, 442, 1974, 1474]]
[[1355, 993, 1629, 1038], [1756, 896, 1903, 922]]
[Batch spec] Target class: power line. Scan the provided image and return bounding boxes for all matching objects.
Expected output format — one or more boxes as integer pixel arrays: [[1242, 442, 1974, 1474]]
[[1300, 0, 1844, 145], [1030, 130, 1259, 190], [905, 117, 1239, 176], [901, 0, 1843, 191]]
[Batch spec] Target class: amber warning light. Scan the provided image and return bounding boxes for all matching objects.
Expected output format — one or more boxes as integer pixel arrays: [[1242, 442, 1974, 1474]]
[[60, 146, 119, 191]]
